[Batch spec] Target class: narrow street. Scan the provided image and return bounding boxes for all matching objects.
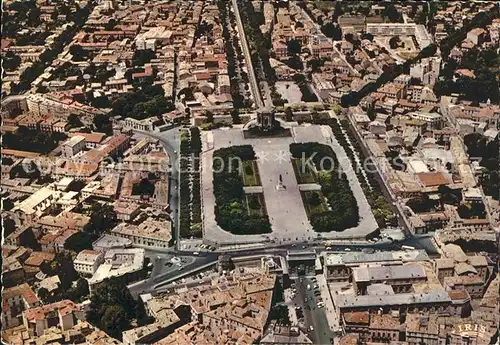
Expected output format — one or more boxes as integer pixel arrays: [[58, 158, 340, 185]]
[[293, 276, 335, 345]]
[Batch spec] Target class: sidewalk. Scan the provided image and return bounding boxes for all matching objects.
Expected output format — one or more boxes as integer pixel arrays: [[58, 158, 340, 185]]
[[283, 288, 299, 326], [316, 273, 342, 333]]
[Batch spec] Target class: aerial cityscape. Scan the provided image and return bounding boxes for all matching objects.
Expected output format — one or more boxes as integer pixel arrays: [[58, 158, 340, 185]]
[[1, 1, 499, 344]]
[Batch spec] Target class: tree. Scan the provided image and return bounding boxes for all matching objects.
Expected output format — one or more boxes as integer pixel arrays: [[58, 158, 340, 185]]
[[389, 36, 401, 49], [104, 18, 117, 31], [308, 192, 322, 206], [51, 8, 59, 21], [406, 195, 436, 213], [69, 44, 86, 61], [64, 231, 94, 253], [360, 32, 374, 41], [86, 203, 117, 235], [286, 54, 303, 70], [2, 51, 21, 71], [285, 107, 294, 122], [2, 199, 15, 212], [67, 114, 84, 128], [132, 49, 155, 66], [51, 251, 79, 290], [38, 287, 49, 301], [248, 196, 261, 210], [287, 39, 301, 56], [204, 110, 214, 123], [87, 277, 137, 338], [231, 109, 241, 124], [93, 114, 112, 135], [2, 217, 16, 237], [75, 278, 90, 299], [382, 3, 403, 23], [132, 178, 155, 196], [333, 1, 344, 20], [321, 22, 342, 40], [101, 305, 131, 339]]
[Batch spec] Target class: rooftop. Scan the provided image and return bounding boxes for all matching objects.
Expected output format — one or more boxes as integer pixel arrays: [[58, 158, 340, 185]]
[[352, 264, 427, 282]]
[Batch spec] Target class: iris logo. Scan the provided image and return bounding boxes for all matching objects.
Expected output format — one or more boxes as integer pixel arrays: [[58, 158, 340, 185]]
[[452, 323, 489, 339]]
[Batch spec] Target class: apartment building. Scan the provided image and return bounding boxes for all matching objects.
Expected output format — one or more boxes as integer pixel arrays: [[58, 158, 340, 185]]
[[111, 219, 172, 248], [2, 283, 41, 329], [352, 264, 427, 294], [23, 300, 82, 337], [323, 250, 429, 282], [73, 249, 105, 275]]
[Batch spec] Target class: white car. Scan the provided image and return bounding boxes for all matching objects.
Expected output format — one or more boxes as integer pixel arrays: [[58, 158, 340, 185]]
[[193, 252, 199, 256], [308, 326, 314, 332]]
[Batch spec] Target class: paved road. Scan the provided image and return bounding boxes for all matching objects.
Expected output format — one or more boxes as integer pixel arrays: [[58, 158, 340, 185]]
[[134, 127, 181, 248], [128, 254, 216, 298], [294, 276, 335, 344], [232, 0, 264, 109]]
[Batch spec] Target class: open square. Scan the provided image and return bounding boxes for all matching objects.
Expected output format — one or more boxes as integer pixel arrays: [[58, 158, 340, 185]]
[[200, 124, 378, 246]]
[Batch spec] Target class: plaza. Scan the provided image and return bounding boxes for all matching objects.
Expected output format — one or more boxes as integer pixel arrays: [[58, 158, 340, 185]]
[[200, 123, 378, 246]]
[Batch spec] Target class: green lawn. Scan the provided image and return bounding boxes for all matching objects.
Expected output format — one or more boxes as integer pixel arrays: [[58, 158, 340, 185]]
[[245, 193, 267, 217], [301, 191, 328, 218], [292, 159, 317, 184], [241, 160, 260, 186]]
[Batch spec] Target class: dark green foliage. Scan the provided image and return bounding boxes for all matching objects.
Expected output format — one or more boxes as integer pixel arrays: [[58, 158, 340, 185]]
[[292, 74, 318, 102], [382, 3, 403, 23], [85, 203, 118, 236], [64, 231, 94, 253], [464, 133, 499, 200], [406, 195, 438, 213], [50, 252, 79, 290], [291, 143, 359, 232], [132, 178, 155, 196], [93, 114, 113, 135], [69, 44, 87, 61], [239, 0, 277, 86], [308, 192, 322, 206], [287, 39, 302, 55], [109, 85, 173, 120], [321, 22, 342, 40], [8, 1, 95, 94], [439, 9, 498, 60], [435, 47, 500, 103], [87, 277, 137, 339], [67, 114, 84, 128], [248, 194, 261, 210], [132, 49, 155, 66], [389, 36, 401, 49], [213, 146, 271, 235], [2, 51, 21, 71], [2, 126, 67, 154]]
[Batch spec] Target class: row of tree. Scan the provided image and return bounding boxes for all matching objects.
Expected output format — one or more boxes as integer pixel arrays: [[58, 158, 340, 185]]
[[340, 42, 437, 107]]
